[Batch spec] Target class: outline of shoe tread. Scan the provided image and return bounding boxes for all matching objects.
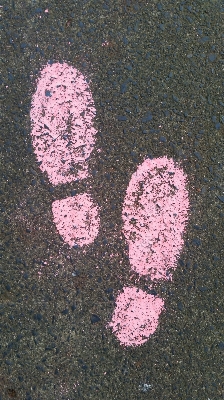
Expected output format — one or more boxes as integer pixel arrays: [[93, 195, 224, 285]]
[[30, 61, 190, 347]]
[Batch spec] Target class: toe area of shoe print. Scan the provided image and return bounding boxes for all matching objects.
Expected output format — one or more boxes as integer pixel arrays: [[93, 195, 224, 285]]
[[107, 286, 164, 347], [52, 193, 100, 248], [122, 156, 190, 280], [30, 62, 97, 185]]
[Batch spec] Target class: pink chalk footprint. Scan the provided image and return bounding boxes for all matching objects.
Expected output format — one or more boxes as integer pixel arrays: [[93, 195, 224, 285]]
[[30, 62, 100, 247], [30, 62, 190, 348], [107, 157, 189, 346]]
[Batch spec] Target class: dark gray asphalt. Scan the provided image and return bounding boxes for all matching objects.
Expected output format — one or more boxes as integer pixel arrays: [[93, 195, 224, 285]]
[[1, 0, 224, 399]]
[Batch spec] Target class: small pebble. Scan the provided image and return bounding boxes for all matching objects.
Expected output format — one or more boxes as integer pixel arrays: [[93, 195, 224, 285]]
[[117, 116, 127, 121], [91, 314, 101, 324], [34, 313, 42, 321], [194, 151, 202, 160], [45, 90, 51, 97], [61, 309, 69, 315], [217, 195, 224, 203], [208, 53, 217, 62], [141, 112, 153, 122], [192, 238, 201, 246]]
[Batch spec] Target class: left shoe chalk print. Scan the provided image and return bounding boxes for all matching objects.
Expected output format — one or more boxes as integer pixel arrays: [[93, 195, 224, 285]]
[[30, 62, 190, 347], [30, 62, 100, 247]]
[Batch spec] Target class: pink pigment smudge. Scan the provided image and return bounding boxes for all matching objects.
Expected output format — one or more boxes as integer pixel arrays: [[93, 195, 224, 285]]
[[52, 193, 100, 247], [107, 286, 164, 347], [122, 156, 189, 280], [30, 62, 97, 186], [30, 63, 190, 348]]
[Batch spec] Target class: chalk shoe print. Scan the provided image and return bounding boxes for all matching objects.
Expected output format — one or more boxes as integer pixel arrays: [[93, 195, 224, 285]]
[[30, 61, 189, 347], [30, 62, 100, 248]]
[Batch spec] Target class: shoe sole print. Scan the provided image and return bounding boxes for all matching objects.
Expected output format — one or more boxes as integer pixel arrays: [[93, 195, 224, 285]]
[[30, 61, 189, 347], [30, 62, 100, 247]]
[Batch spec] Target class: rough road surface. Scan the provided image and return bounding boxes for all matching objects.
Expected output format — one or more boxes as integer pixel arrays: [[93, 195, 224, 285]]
[[1, 0, 224, 399]]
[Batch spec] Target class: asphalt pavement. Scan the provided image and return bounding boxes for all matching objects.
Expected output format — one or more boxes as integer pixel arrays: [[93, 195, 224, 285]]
[[1, 0, 224, 399]]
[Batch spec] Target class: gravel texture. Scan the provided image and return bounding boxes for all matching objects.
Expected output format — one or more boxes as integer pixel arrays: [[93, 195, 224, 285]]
[[0, 0, 224, 399]]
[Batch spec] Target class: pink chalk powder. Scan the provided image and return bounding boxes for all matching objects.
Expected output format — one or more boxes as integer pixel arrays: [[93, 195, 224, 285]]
[[107, 286, 164, 347], [30, 62, 100, 248], [108, 157, 189, 346], [30, 62, 190, 348], [52, 194, 100, 247], [122, 156, 189, 280], [30, 62, 97, 186]]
